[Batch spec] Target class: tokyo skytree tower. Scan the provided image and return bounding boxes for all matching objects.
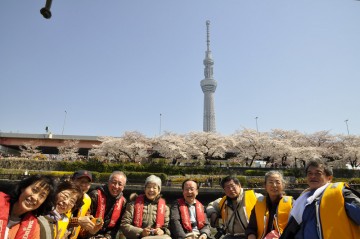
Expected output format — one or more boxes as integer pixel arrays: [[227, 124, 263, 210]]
[[200, 20, 217, 132]]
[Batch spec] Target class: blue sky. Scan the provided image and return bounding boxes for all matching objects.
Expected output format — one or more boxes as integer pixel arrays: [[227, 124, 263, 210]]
[[1, 0, 359, 137]]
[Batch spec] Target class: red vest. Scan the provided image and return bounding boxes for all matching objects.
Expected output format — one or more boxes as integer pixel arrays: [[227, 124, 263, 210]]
[[0, 192, 39, 239], [178, 198, 206, 232], [96, 189, 125, 228], [133, 194, 166, 228]]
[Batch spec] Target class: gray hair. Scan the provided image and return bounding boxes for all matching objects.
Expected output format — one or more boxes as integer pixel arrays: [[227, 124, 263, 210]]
[[109, 171, 127, 183], [144, 175, 162, 191], [264, 170, 286, 186], [305, 159, 333, 176]]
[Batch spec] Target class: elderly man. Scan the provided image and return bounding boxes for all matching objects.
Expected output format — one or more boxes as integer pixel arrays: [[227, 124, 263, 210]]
[[280, 159, 360, 239], [83, 171, 127, 239], [170, 179, 211, 239], [206, 175, 262, 239]]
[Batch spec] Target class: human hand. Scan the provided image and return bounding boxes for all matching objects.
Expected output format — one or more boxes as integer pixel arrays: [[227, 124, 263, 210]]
[[88, 218, 104, 235], [78, 216, 95, 231], [141, 228, 152, 237], [199, 234, 207, 239], [154, 228, 164, 236]]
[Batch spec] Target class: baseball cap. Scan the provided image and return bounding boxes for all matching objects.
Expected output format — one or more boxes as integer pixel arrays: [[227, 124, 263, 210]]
[[72, 170, 92, 182]]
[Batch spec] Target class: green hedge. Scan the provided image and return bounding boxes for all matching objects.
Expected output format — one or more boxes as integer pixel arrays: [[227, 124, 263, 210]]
[[0, 158, 359, 179], [0, 169, 167, 184]]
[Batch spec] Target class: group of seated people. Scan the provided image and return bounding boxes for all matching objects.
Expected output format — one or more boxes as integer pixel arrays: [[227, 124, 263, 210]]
[[1, 158, 360, 239]]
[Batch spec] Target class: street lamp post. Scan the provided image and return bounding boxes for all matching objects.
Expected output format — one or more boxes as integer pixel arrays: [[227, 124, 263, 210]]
[[62, 110, 67, 135], [159, 113, 162, 136], [345, 119, 350, 135], [255, 117, 259, 132]]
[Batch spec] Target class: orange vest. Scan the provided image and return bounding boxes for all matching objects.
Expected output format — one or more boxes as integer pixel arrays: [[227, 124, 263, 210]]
[[254, 196, 292, 239], [319, 182, 360, 239], [0, 192, 39, 239]]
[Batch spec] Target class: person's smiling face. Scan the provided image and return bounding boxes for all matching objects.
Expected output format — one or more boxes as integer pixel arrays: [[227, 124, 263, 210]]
[[17, 180, 50, 214], [108, 174, 126, 197], [306, 166, 332, 190], [74, 177, 91, 194], [145, 182, 160, 201], [265, 174, 284, 200], [182, 181, 198, 204], [55, 189, 79, 214]]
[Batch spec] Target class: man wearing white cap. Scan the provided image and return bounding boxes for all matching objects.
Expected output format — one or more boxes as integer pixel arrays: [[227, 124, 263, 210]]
[[67, 170, 98, 239]]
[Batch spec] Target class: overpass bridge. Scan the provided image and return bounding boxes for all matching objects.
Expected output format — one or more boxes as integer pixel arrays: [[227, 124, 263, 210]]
[[0, 132, 101, 156]]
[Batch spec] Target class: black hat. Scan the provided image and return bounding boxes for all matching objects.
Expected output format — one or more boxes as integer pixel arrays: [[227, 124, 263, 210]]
[[72, 170, 92, 182]]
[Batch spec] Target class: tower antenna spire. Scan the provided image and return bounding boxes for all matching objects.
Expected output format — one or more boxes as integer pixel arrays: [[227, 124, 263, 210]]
[[206, 20, 210, 51]]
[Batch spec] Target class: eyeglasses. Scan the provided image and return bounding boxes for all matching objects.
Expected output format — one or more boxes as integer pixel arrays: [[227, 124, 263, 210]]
[[306, 171, 325, 177], [59, 191, 77, 206], [266, 181, 282, 186], [224, 184, 239, 190]]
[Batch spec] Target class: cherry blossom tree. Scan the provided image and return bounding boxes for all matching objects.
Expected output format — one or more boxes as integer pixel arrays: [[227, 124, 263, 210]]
[[152, 132, 189, 165], [269, 129, 306, 167], [338, 135, 360, 168], [86, 127, 356, 169], [20, 141, 41, 159], [230, 129, 272, 167], [185, 132, 229, 163], [90, 131, 151, 163], [57, 140, 79, 161]]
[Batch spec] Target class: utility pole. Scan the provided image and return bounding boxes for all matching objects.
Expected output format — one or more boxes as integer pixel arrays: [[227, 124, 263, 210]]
[[255, 116, 259, 132], [159, 113, 162, 136], [62, 110, 67, 135]]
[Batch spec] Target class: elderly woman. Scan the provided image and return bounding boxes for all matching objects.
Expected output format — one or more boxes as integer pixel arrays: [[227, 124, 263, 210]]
[[121, 175, 171, 239], [245, 171, 294, 239], [0, 174, 56, 239]]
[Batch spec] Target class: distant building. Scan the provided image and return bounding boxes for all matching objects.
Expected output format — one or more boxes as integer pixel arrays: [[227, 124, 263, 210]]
[[345, 163, 360, 170], [252, 160, 267, 168], [201, 20, 217, 132], [0, 132, 101, 156]]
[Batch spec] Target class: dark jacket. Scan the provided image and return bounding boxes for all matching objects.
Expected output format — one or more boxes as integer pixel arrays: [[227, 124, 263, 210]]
[[170, 199, 211, 239], [86, 185, 127, 239]]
